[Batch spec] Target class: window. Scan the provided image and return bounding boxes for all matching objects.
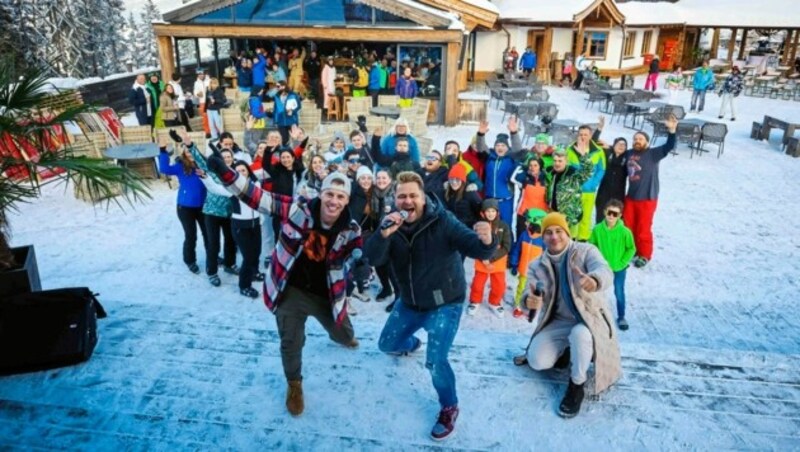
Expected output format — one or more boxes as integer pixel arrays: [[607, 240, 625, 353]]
[[582, 31, 608, 59], [641, 30, 653, 55], [623, 31, 636, 58]]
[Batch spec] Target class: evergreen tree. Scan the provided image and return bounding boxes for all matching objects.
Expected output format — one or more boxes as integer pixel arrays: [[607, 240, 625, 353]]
[[139, 0, 162, 68]]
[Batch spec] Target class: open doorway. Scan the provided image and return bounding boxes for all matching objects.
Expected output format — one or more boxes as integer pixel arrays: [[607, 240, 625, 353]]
[[527, 30, 546, 71]]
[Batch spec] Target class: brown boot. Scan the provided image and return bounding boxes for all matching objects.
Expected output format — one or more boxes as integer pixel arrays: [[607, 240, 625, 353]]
[[345, 338, 359, 349], [286, 380, 304, 416]]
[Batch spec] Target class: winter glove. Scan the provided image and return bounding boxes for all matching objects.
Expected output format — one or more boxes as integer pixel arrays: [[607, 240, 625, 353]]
[[356, 115, 368, 133], [466, 183, 478, 192], [206, 153, 227, 176], [169, 129, 183, 143]]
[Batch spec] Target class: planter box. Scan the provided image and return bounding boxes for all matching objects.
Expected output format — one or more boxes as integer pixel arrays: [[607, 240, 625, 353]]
[[0, 245, 42, 298]]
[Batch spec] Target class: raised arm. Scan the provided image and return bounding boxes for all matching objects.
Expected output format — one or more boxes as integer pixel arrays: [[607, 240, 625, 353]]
[[206, 154, 292, 218], [475, 120, 490, 154]]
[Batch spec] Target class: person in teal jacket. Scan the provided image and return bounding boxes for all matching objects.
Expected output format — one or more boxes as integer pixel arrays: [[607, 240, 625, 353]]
[[567, 124, 606, 242], [690, 60, 715, 113], [588, 199, 636, 331]]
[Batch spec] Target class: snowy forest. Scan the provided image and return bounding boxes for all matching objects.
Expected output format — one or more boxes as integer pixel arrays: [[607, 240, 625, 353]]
[[0, 0, 162, 78]]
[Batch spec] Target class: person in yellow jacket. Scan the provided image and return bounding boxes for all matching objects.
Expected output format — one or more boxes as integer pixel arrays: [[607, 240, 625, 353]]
[[353, 63, 369, 97], [588, 199, 636, 330], [566, 124, 606, 241], [468, 199, 512, 317], [287, 47, 307, 97]]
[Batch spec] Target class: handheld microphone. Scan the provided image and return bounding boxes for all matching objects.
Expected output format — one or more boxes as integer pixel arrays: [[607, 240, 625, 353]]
[[380, 210, 409, 230], [527, 281, 544, 323]]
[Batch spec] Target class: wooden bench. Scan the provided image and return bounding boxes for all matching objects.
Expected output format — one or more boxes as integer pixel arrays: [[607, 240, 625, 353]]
[[760, 115, 800, 146]]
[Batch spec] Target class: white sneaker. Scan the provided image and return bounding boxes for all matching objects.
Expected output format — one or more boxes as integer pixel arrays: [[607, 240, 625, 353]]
[[490, 305, 505, 318], [347, 297, 358, 316], [466, 304, 478, 316]]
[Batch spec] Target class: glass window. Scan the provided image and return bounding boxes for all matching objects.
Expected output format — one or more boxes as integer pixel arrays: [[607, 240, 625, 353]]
[[641, 30, 653, 55], [623, 31, 636, 58], [582, 32, 608, 59], [190, 0, 347, 26]]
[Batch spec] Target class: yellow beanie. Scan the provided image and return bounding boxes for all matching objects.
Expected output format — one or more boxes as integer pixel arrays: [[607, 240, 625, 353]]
[[541, 212, 570, 236]]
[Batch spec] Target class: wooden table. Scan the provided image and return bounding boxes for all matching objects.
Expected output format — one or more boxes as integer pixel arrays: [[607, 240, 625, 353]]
[[759, 115, 800, 147], [370, 106, 401, 119], [104, 143, 160, 179], [624, 101, 668, 129]]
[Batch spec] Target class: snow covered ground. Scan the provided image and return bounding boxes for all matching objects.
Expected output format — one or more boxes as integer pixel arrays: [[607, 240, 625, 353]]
[[3, 76, 800, 450]]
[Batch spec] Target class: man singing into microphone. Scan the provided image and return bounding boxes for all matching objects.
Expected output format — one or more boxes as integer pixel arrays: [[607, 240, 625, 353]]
[[365, 171, 496, 441], [515, 212, 621, 418]]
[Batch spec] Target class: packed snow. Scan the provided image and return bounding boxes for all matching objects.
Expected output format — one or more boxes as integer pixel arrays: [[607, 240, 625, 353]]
[[3, 76, 800, 450]]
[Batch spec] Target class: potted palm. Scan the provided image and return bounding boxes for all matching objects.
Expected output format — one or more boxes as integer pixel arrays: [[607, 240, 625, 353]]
[[0, 59, 151, 297]]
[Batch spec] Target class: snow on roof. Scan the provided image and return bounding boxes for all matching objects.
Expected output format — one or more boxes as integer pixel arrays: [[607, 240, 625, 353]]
[[492, 0, 604, 22], [462, 0, 499, 15], [161, 0, 207, 17], [394, 0, 467, 31], [494, 0, 800, 28]]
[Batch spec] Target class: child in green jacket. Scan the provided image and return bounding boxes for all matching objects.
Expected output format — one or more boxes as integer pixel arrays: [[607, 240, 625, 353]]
[[589, 199, 636, 330]]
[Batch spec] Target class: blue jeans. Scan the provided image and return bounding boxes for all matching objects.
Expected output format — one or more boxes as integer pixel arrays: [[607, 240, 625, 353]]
[[378, 301, 463, 407], [613, 269, 627, 319]]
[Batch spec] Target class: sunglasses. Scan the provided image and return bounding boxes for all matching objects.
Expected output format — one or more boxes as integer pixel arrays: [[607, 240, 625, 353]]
[[426, 156, 440, 162], [347, 159, 360, 164], [605, 210, 621, 217]]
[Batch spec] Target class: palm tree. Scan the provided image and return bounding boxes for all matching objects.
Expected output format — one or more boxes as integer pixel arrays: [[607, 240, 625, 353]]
[[0, 59, 151, 270]]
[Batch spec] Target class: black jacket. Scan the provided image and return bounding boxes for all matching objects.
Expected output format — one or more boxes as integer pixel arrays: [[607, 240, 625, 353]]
[[206, 88, 227, 111], [348, 184, 378, 232], [418, 166, 449, 203], [596, 148, 629, 207], [444, 190, 482, 228], [365, 196, 496, 311], [266, 161, 303, 196]]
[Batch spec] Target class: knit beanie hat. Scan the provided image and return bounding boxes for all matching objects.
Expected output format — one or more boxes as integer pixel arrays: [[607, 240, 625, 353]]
[[494, 133, 510, 148], [481, 198, 499, 212], [448, 164, 467, 182], [320, 171, 352, 196], [541, 212, 570, 236], [525, 208, 547, 225], [355, 165, 373, 181], [535, 133, 550, 145]]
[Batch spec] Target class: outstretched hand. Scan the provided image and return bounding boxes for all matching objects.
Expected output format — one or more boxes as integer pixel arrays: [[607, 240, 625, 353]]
[[206, 153, 227, 176], [478, 120, 490, 135], [473, 221, 493, 245], [508, 115, 519, 134], [664, 114, 678, 133], [572, 265, 598, 292]]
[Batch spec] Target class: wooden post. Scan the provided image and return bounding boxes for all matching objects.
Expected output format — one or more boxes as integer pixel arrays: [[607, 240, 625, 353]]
[[445, 41, 460, 126], [790, 30, 800, 75], [175, 38, 182, 75], [212, 38, 220, 78], [738, 28, 748, 60], [675, 26, 686, 70], [781, 29, 794, 65], [157, 35, 175, 84], [194, 38, 201, 68], [541, 27, 553, 84], [575, 20, 585, 59], [727, 28, 737, 62], [710, 28, 720, 59]]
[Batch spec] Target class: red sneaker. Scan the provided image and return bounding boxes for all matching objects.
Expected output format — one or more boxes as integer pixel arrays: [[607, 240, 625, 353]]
[[430, 405, 459, 441], [512, 308, 524, 318]]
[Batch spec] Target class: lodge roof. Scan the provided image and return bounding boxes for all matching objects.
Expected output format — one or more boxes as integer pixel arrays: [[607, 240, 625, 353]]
[[494, 0, 800, 29]]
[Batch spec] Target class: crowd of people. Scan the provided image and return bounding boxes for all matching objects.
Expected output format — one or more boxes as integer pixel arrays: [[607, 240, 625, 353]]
[[154, 94, 679, 438]]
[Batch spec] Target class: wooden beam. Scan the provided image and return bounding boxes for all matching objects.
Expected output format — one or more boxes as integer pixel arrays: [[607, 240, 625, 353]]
[[727, 28, 737, 62], [153, 23, 463, 43], [416, 0, 498, 30], [790, 30, 800, 75], [444, 41, 461, 126], [540, 27, 553, 84], [781, 29, 794, 65], [710, 28, 720, 59], [738, 28, 748, 60], [575, 20, 585, 59], [675, 26, 686, 70], [157, 35, 175, 84], [359, 0, 452, 28]]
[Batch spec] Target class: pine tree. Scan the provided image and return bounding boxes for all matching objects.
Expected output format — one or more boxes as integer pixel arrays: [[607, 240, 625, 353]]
[[0, 0, 27, 72], [139, 0, 162, 68]]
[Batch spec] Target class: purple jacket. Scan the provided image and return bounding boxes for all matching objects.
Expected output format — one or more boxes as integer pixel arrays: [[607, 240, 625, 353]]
[[395, 76, 418, 99]]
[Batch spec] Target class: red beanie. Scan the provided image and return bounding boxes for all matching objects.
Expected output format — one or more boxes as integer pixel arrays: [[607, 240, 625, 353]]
[[448, 164, 468, 182]]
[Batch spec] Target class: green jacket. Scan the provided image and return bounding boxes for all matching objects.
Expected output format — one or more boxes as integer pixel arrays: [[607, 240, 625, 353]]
[[588, 220, 636, 272], [545, 153, 592, 226], [379, 66, 388, 89], [189, 143, 233, 218], [566, 141, 606, 194]]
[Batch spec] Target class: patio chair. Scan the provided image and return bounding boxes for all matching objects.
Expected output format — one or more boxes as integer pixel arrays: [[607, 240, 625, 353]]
[[608, 94, 630, 124], [585, 87, 606, 110], [487, 80, 504, 107], [120, 126, 153, 144], [222, 109, 244, 132], [550, 128, 576, 147], [529, 90, 549, 102], [675, 122, 701, 152], [522, 119, 546, 145], [378, 95, 399, 107], [515, 102, 539, 122], [665, 105, 686, 120], [694, 123, 728, 158], [186, 132, 208, 155], [537, 103, 559, 121]]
